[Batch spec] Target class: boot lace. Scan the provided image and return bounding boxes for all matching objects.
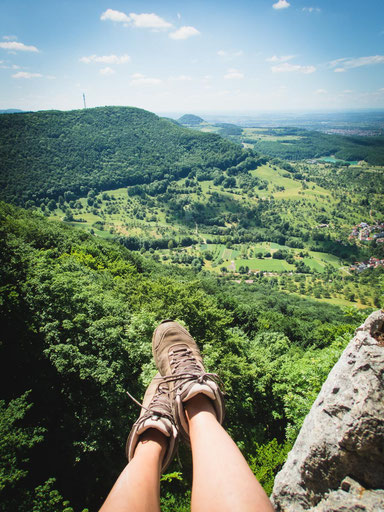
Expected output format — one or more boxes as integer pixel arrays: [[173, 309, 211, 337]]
[[127, 381, 175, 426], [156, 346, 225, 395]]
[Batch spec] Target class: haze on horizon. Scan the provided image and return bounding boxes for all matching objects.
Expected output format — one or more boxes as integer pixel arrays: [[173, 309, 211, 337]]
[[1, 0, 383, 113]]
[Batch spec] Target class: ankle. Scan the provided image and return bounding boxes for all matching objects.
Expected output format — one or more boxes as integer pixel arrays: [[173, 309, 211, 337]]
[[134, 428, 168, 461], [184, 393, 217, 423]]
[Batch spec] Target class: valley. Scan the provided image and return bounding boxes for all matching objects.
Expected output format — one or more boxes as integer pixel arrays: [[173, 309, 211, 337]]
[[0, 106, 383, 511], [42, 155, 382, 309]]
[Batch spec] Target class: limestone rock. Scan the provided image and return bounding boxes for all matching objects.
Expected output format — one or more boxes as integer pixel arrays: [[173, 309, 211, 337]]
[[311, 477, 384, 512], [271, 309, 384, 512]]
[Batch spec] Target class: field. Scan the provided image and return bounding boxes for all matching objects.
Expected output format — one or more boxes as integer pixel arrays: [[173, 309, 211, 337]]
[[242, 128, 304, 142], [251, 164, 331, 200]]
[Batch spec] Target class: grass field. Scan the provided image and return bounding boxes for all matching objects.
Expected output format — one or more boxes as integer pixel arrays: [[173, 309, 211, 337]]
[[192, 242, 339, 274], [285, 291, 371, 309], [242, 128, 304, 141], [251, 164, 330, 200], [235, 258, 295, 272]]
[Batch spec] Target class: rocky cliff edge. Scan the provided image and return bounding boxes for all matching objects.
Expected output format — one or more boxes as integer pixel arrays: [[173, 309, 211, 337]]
[[271, 309, 384, 512]]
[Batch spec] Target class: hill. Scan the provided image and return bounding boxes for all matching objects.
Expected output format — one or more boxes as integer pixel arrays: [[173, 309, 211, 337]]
[[0, 106, 247, 205], [178, 114, 205, 126], [0, 109, 25, 114]]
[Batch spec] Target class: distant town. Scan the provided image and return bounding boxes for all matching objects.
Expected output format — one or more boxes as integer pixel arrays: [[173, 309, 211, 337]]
[[322, 129, 382, 137], [350, 256, 384, 273], [348, 222, 384, 272], [349, 222, 384, 243]]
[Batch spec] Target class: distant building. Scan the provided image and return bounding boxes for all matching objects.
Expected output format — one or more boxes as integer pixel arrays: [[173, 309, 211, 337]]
[[350, 256, 384, 272]]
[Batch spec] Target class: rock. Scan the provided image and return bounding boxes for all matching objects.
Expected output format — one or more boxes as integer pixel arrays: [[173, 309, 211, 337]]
[[311, 477, 384, 511], [271, 309, 384, 512]]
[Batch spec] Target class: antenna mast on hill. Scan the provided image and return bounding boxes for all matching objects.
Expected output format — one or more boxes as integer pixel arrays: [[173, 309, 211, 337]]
[[83, 93, 87, 109]]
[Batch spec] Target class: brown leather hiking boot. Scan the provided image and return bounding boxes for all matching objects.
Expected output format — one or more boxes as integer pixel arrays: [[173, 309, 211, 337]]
[[125, 372, 178, 472], [152, 320, 225, 443]]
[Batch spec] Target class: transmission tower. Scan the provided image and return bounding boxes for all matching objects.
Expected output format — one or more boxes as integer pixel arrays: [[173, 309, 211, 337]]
[[83, 93, 87, 109]]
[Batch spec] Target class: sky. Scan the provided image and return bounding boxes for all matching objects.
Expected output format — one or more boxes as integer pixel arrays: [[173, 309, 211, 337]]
[[0, 0, 383, 114]]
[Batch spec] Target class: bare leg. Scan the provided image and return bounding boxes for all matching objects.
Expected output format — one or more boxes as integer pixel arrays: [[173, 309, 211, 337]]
[[99, 429, 166, 512], [185, 395, 274, 512]]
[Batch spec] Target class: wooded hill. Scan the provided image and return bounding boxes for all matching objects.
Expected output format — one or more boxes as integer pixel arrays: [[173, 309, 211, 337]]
[[0, 107, 250, 206]]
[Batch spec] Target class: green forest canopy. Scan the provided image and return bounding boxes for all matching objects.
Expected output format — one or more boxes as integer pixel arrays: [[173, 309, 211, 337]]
[[0, 202, 368, 511]]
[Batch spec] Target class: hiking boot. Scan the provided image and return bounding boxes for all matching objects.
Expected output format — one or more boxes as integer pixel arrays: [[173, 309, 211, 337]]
[[126, 372, 178, 472], [152, 320, 225, 443]]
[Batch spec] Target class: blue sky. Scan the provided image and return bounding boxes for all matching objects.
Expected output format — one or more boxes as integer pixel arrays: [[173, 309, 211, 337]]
[[0, 0, 383, 113]]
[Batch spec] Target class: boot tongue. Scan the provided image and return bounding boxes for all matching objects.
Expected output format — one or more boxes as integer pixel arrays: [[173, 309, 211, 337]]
[[181, 382, 216, 402]]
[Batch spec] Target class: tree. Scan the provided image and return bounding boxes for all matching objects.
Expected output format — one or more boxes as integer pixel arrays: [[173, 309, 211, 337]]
[[64, 210, 74, 222], [47, 200, 56, 211]]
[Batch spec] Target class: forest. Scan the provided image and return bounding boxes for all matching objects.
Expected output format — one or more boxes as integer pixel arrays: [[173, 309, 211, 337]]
[[0, 202, 370, 511]]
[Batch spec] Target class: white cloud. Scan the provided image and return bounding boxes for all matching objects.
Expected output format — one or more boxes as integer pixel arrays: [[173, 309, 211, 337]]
[[218, 50, 243, 58], [302, 7, 321, 13], [224, 68, 244, 79], [266, 55, 295, 62], [100, 9, 172, 29], [0, 41, 39, 52], [271, 62, 316, 73], [329, 58, 346, 68], [329, 55, 384, 72], [343, 89, 353, 94], [273, 0, 290, 10], [100, 67, 115, 75], [12, 71, 43, 79], [169, 26, 200, 40], [130, 73, 162, 86], [3, 35, 18, 41], [315, 88, 327, 94], [100, 9, 130, 23], [80, 54, 130, 64], [129, 12, 172, 29], [0, 61, 20, 70]]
